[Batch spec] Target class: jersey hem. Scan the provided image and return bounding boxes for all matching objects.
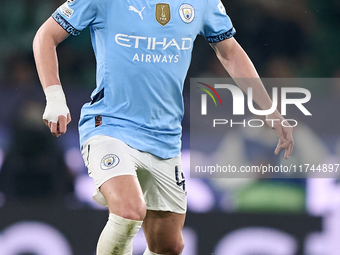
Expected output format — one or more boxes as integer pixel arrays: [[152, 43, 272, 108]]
[[79, 117, 182, 160]]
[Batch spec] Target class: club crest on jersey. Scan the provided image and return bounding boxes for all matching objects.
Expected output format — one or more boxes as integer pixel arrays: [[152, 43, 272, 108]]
[[155, 3, 170, 26], [179, 4, 194, 23], [100, 154, 120, 170], [67, 0, 75, 3]]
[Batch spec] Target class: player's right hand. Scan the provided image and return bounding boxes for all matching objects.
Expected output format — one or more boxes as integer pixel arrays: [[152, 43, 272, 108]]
[[43, 85, 71, 137], [43, 111, 71, 137]]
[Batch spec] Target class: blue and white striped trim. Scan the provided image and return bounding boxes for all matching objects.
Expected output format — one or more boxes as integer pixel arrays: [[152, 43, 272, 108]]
[[206, 27, 236, 43], [52, 11, 81, 36]]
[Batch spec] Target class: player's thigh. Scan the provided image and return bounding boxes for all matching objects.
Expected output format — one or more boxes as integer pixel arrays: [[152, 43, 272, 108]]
[[143, 210, 186, 253], [137, 153, 187, 252], [81, 135, 146, 220], [100, 175, 146, 220], [138, 154, 187, 214]]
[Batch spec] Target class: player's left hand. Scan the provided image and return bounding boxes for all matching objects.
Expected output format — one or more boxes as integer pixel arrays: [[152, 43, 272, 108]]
[[266, 113, 294, 159]]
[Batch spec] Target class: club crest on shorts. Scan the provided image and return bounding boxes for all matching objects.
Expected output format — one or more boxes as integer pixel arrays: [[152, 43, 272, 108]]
[[179, 4, 194, 23], [100, 154, 120, 170], [155, 3, 170, 26]]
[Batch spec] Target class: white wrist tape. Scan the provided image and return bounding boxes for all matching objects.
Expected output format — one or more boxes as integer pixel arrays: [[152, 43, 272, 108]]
[[43, 85, 70, 123]]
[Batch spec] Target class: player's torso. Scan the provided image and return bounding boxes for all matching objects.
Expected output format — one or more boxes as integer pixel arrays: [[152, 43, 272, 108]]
[[97, 0, 206, 65]]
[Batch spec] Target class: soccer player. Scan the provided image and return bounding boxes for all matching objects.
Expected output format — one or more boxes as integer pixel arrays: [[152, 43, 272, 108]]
[[33, 0, 294, 254]]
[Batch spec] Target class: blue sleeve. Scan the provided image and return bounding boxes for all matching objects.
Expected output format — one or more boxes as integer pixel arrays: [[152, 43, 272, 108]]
[[52, 0, 106, 36], [200, 0, 236, 43]]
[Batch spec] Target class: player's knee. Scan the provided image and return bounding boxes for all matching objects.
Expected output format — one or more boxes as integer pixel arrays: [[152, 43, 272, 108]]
[[113, 198, 146, 221], [171, 239, 184, 255], [104, 189, 146, 221], [154, 238, 184, 255], [174, 239, 185, 255], [120, 203, 146, 221]]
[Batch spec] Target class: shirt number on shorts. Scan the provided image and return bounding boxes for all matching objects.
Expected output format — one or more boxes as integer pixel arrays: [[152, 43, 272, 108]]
[[175, 166, 186, 192]]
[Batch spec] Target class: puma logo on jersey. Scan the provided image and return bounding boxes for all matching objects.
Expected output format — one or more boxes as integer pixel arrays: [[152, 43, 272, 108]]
[[129, 6, 145, 20]]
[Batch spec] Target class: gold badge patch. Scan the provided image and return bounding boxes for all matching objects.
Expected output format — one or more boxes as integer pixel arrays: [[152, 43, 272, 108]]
[[155, 3, 170, 26]]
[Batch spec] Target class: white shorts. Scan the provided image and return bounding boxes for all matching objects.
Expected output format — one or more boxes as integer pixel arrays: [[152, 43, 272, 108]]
[[81, 135, 187, 214]]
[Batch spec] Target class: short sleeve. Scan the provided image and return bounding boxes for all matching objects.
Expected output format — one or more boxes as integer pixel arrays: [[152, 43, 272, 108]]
[[200, 0, 236, 43], [52, 0, 101, 36]]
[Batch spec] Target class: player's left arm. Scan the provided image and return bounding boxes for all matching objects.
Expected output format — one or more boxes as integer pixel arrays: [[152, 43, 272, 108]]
[[210, 37, 294, 159]]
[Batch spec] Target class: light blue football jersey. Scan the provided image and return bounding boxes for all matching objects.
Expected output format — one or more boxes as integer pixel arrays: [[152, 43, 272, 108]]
[[53, 0, 235, 159]]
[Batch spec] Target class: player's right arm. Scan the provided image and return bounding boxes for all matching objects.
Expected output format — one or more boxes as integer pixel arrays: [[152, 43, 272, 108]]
[[33, 17, 71, 137]]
